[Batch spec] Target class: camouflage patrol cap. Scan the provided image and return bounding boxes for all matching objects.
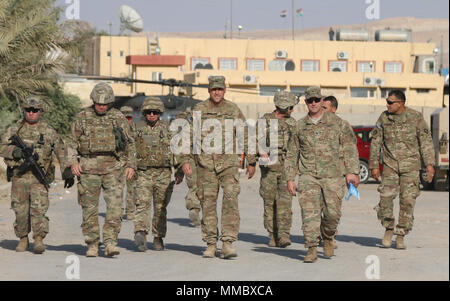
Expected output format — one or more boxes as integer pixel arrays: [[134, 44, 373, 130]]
[[274, 91, 296, 109], [90, 83, 115, 104], [208, 76, 226, 89], [142, 96, 165, 113], [120, 106, 134, 117], [23, 95, 44, 111], [304, 86, 322, 100]]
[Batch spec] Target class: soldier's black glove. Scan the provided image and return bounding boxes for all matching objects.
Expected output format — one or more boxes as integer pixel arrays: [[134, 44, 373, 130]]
[[62, 167, 75, 188], [113, 127, 127, 152], [12, 147, 23, 160]]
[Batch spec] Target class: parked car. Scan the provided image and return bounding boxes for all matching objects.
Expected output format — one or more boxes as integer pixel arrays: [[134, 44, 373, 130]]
[[353, 126, 382, 184]]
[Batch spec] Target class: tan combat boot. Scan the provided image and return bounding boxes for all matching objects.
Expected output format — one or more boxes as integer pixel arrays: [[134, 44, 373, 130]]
[[189, 209, 201, 227], [221, 241, 237, 259], [105, 243, 120, 257], [278, 235, 291, 248], [33, 236, 45, 254], [395, 235, 407, 250], [86, 243, 99, 257], [153, 237, 164, 251], [323, 239, 334, 258], [268, 233, 277, 247], [304, 247, 318, 263], [202, 243, 217, 258], [134, 231, 147, 252], [16, 236, 29, 252], [382, 229, 394, 248], [332, 238, 338, 249]]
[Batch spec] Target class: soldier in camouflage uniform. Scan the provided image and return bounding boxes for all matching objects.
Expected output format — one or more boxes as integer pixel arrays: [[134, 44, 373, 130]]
[[258, 91, 297, 248], [369, 90, 435, 249], [285, 86, 360, 263], [120, 106, 137, 220], [181, 76, 257, 259], [0, 95, 72, 254], [176, 108, 201, 227], [133, 97, 179, 252], [66, 83, 136, 257]]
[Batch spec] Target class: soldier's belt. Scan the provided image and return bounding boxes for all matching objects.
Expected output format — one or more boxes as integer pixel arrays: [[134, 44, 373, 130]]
[[83, 152, 116, 158]]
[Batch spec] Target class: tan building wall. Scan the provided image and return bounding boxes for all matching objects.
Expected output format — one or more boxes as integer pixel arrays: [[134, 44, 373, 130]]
[[68, 36, 445, 109]]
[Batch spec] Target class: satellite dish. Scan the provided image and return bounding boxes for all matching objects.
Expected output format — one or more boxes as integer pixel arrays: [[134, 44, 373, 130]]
[[119, 5, 144, 33], [285, 60, 295, 71], [204, 63, 213, 70], [194, 63, 204, 70]]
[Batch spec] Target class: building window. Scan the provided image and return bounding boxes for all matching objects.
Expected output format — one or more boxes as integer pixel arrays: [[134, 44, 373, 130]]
[[192, 57, 211, 70], [416, 89, 430, 93], [380, 88, 406, 99], [120, 51, 125, 58], [290, 86, 307, 95], [152, 72, 163, 81], [107, 51, 111, 57], [384, 62, 403, 73], [219, 58, 237, 70], [329, 60, 347, 72], [301, 60, 320, 72], [357, 61, 375, 72], [259, 86, 286, 96], [351, 87, 376, 98], [247, 59, 265, 71], [423, 59, 435, 74]]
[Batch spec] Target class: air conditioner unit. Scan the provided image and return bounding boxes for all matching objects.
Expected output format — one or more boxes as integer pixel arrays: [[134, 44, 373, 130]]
[[364, 77, 377, 86], [243, 74, 256, 84], [276, 50, 288, 58], [376, 78, 386, 86], [337, 51, 349, 59]]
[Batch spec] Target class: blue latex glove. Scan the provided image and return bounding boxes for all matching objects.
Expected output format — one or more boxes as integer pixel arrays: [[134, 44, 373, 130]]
[[345, 183, 360, 201]]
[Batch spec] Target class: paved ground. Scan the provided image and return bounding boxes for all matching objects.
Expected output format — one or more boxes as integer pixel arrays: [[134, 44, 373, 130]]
[[0, 170, 448, 281]]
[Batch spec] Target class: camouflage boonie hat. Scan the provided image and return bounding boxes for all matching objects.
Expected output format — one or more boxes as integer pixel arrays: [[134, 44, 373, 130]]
[[208, 76, 226, 89], [274, 91, 296, 109], [304, 86, 322, 100], [23, 95, 45, 110], [120, 106, 134, 117], [142, 96, 165, 113], [90, 83, 115, 104]]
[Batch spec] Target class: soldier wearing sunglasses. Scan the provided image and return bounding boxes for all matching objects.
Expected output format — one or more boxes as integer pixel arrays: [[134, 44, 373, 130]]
[[0, 95, 70, 254], [285, 86, 359, 263], [369, 90, 435, 250]]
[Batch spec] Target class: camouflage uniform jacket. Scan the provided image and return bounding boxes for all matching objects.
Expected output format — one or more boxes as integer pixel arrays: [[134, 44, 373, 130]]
[[0, 119, 66, 178], [66, 106, 136, 175], [259, 112, 297, 172], [136, 121, 177, 169], [182, 98, 257, 172], [285, 111, 359, 181], [369, 107, 434, 173]]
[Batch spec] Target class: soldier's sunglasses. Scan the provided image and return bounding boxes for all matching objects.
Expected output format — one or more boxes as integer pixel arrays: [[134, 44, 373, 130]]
[[386, 99, 403, 105], [144, 110, 161, 115], [306, 98, 321, 104], [24, 108, 40, 113]]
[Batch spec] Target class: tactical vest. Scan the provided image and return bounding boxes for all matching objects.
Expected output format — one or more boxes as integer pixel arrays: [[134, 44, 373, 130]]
[[261, 114, 293, 170], [136, 123, 172, 169], [78, 109, 117, 155]]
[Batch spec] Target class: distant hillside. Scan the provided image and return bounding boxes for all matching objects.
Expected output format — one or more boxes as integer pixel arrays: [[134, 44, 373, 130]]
[[139, 17, 449, 68]]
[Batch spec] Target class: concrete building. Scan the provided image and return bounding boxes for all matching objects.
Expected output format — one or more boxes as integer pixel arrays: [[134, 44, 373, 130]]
[[60, 34, 446, 124]]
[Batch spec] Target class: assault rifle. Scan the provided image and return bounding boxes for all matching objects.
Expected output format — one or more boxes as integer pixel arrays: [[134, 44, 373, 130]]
[[9, 135, 50, 190]]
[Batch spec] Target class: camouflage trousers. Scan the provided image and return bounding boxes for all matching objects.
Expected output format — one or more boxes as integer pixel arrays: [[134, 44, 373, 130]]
[[376, 165, 420, 236], [259, 167, 293, 237], [10, 173, 49, 239], [185, 159, 200, 210], [197, 166, 240, 244], [124, 176, 137, 216], [77, 169, 124, 246], [297, 174, 346, 248], [134, 168, 173, 238]]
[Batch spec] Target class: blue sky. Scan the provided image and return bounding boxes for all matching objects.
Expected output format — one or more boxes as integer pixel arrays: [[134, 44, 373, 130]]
[[56, 0, 449, 34]]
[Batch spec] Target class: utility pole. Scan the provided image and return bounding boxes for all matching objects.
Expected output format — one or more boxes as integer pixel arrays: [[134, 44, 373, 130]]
[[230, 0, 233, 39], [291, 0, 295, 40], [108, 22, 112, 77]]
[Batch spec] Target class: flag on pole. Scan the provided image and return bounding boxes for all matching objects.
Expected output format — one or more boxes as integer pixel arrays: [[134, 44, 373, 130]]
[[296, 8, 303, 17], [280, 9, 287, 18]]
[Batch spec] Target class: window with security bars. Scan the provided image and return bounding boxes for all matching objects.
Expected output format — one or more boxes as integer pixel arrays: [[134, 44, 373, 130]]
[[219, 58, 237, 70], [384, 62, 403, 73], [192, 57, 210, 70], [351, 88, 376, 98], [329, 61, 347, 72], [247, 59, 265, 71], [301, 60, 319, 72], [357, 61, 375, 72]]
